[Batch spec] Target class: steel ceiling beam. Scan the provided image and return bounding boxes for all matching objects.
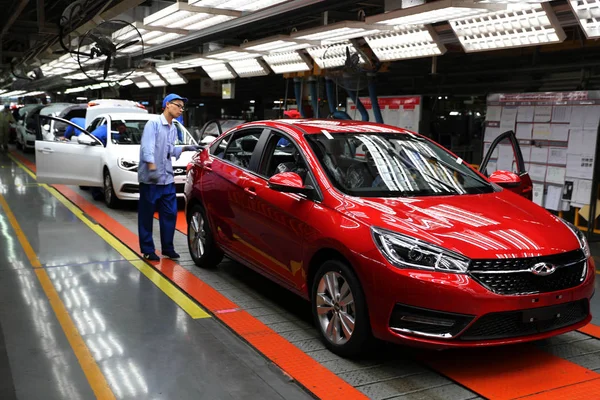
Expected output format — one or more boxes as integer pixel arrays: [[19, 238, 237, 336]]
[[1, 0, 30, 38]]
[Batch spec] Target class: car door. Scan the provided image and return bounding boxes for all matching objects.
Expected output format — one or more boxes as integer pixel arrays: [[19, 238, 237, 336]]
[[35, 116, 105, 186], [479, 129, 533, 200], [238, 130, 319, 290], [200, 127, 268, 257]]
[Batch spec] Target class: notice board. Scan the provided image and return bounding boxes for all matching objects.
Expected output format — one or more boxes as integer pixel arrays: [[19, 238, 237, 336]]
[[485, 91, 600, 212], [347, 95, 422, 133]]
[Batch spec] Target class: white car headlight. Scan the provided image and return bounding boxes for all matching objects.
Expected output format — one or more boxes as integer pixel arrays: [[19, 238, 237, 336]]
[[371, 227, 470, 273], [117, 158, 138, 172], [560, 218, 590, 258]]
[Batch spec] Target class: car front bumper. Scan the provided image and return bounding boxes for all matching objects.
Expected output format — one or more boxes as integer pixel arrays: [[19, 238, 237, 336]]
[[364, 252, 595, 349], [114, 174, 187, 201]]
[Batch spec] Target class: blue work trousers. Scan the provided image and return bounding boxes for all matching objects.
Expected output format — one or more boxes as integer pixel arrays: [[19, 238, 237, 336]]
[[138, 183, 177, 254]]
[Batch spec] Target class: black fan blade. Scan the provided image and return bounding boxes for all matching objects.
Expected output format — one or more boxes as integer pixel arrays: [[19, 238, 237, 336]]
[[103, 54, 112, 79], [116, 40, 139, 51]]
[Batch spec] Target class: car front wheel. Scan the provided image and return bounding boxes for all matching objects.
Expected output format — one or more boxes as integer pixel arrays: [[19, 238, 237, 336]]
[[187, 204, 223, 268], [103, 171, 119, 209], [312, 260, 371, 357]]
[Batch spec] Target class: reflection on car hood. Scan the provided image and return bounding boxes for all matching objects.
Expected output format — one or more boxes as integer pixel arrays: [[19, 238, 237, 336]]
[[111, 144, 194, 167], [342, 190, 580, 259]]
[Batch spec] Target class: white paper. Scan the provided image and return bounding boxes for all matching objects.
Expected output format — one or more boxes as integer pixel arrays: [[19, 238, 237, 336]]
[[573, 179, 593, 205], [546, 166, 566, 184], [566, 154, 595, 179], [520, 145, 531, 162], [486, 106, 502, 121], [551, 106, 571, 123], [517, 106, 535, 122], [483, 142, 499, 159], [550, 124, 569, 141], [497, 144, 514, 171], [486, 161, 497, 175], [516, 123, 533, 140], [530, 147, 549, 163], [532, 183, 544, 206], [548, 147, 567, 165], [567, 130, 584, 154], [484, 126, 501, 142], [582, 129, 598, 156], [534, 106, 552, 122], [570, 106, 585, 129], [583, 106, 600, 130], [500, 107, 518, 133], [544, 185, 562, 211], [532, 123, 551, 139], [529, 164, 547, 182]]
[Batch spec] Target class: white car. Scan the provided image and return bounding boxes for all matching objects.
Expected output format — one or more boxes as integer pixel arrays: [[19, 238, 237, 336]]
[[34, 113, 199, 208], [15, 104, 44, 152]]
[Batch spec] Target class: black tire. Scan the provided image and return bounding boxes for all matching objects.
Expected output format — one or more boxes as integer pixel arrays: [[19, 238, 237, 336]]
[[311, 260, 371, 357], [103, 170, 120, 209], [187, 204, 223, 268]]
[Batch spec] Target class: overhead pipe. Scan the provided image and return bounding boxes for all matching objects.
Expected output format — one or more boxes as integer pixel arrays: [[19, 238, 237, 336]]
[[345, 88, 369, 122], [367, 73, 383, 124], [293, 77, 305, 118]]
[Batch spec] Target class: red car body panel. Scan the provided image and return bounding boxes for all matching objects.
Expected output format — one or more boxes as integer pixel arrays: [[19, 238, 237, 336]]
[[185, 119, 594, 349]]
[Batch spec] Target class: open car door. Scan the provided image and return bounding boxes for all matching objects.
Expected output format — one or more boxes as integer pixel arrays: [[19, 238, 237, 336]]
[[34, 115, 104, 186], [479, 130, 533, 201]]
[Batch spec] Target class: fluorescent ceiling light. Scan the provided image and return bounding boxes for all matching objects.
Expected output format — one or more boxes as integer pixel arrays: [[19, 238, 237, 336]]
[[450, 3, 566, 52], [157, 68, 189, 85], [291, 21, 385, 44], [262, 51, 311, 74], [188, 0, 288, 12], [143, 3, 241, 30], [366, 0, 505, 26], [228, 58, 270, 77], [365, 25, 447, 61], [134, 78, 152, 89], [569, 0, 600, 38], [241, 35, 314, 53], [202, 63, 236, 80], [306, 41, 366, 69], [157, 55, 222, 70], [206, 48, 261, 61]]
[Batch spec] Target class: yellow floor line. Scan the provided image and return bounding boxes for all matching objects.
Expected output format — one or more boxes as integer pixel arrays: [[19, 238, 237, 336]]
[[9, 154, 210, 319], [0, 195, 116, 400]]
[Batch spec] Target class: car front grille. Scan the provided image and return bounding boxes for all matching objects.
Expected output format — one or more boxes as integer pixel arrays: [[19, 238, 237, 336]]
[[460, 299, 589, 341], [469, 250, 587, 295]]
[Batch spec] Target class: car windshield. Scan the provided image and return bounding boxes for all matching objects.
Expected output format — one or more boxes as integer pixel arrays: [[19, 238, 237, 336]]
[[305, 132, 494, 198], [110, 119, 149, 144]]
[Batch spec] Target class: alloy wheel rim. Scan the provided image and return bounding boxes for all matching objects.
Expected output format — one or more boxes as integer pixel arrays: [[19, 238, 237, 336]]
[[316, 271, 356, 345], [104, 174, 112, 203], [189, 212, 206, 258]]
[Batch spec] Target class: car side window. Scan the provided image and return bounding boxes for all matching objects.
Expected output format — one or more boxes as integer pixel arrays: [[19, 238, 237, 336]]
[[221, 129, 262, 170], [86, 118, 103, 133], [210, 135, 229, 158], [260, 132, 309, 184]]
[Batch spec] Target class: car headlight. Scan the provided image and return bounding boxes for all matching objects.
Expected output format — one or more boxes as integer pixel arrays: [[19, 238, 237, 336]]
[[560, 218, 590, 258], [117, 158, 138, 172], [371, 227, 470, 273]]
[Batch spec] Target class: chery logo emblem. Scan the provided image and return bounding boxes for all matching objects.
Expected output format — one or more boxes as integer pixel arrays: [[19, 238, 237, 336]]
[[174, 169, 184, 174], [531, 262, 556, 276]]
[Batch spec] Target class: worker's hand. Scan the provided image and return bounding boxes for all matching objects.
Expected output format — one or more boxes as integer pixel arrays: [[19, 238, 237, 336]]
[[147, 168, 160, 184], [183, 145, 203, 152], [148, 162, 157, 171]]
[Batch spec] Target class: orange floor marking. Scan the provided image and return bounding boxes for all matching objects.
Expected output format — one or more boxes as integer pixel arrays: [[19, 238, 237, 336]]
[[13, 151, 367, 400], [518, 377, 600, 399], [154, 211, 187, 234], [578, 323, 600, 340], [421, 343, 600, 400]]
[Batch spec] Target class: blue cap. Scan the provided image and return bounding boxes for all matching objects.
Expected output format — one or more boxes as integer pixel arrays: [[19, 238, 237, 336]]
[[162, 93, 188, 109]]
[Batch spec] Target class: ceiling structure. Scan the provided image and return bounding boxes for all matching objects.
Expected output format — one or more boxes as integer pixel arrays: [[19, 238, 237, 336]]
[[0, 0, 599, 98]]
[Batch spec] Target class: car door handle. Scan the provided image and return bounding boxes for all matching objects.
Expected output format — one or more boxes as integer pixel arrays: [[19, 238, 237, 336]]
[[38, 147, 54, 154], [244, 187, 256, 197]]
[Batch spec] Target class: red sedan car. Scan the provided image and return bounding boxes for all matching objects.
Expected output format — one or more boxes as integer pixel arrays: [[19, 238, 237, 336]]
[[184, 119, 594, 357]]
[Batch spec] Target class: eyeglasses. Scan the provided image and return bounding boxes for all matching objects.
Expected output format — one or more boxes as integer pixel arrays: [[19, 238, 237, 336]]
[[169, 102, 185, 111]]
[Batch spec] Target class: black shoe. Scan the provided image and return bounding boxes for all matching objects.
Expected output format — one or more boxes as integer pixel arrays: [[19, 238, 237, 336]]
[[162, 251, 180, 259], [143, 252, 160, 261]]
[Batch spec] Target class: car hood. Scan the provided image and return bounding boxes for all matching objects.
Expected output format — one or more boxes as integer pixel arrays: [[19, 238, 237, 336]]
[[111, 145, 194, 167], [342, 190, 580, 259]]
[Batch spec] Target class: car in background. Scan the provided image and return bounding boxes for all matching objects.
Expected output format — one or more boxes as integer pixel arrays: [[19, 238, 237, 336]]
[[183, 119, 592, 357], [14, 104, 45, 152], [34, 113, 199, 208], [197, 119, 246, 144], [84, 99, 148, 128]]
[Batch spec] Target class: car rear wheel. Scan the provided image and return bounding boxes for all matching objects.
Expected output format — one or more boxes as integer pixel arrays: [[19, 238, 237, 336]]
[[103, 171, 119, 209], [187, 204, 223, 268], [312, 260, 371, 357]]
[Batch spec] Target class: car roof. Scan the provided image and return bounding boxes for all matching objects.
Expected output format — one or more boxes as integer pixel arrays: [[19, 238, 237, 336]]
[[101, 113, 158, 120], [40, 103, 85, 115], [263, 119, 409, 135]]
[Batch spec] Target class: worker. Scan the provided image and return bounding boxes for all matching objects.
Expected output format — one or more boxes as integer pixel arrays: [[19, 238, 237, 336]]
[[64, 117, 86, 140], [0, 105, 15, 151], [90, 123, 108, 146], [138, 93, 201, 261]]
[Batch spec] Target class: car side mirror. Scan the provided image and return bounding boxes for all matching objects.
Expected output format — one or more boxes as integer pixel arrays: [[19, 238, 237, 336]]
[[488, 170, 522, 188], [77, 135, 99, 146], [42, 124, 50, 131], [268, 172, 314, 195]]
